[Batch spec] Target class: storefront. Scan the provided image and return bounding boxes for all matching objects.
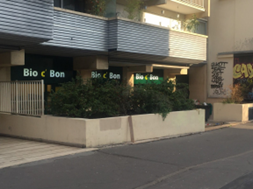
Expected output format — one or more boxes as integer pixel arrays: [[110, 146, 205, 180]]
[[91, 67, 123, 82], [134, 69, 189, 85], [11, 54, 75, 110], [134, 69, 164, 85]]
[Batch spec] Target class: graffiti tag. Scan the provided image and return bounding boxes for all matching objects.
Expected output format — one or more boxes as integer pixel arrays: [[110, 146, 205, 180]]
[[211, 62, 228, 95], [233, 63, 253, 79]]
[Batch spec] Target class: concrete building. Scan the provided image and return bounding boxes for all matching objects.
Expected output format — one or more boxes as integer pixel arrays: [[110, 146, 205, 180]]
[[191, 0, 253, 105], [0, 0, 209, 114]]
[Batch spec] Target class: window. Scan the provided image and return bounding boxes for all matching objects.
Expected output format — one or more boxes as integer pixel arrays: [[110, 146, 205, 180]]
[[54, 0, 61, 7], [54, 0, 86, 13], [195, 19, 207, 35], [143, 12, 181, 30]]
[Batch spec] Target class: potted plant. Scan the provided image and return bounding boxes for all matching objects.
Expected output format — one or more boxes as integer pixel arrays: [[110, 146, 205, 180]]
[[183, 14, 199, 33]]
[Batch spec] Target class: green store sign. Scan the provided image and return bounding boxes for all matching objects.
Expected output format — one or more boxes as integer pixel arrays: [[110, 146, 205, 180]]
[[134, 69, 164, 84]]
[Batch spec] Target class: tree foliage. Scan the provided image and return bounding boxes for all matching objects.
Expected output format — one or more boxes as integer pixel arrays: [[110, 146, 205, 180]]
[[49, 77, 194, 120]]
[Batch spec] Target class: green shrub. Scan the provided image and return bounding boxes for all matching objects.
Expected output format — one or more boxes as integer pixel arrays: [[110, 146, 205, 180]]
[[50, 77, 131, 118], [171, 83, 194, 111], [130, 85, 172, 119], [241, 79, 253, 101], [139, 79, 194, 111], [50, 77, 89, 117], [49, 77, 194, 120]]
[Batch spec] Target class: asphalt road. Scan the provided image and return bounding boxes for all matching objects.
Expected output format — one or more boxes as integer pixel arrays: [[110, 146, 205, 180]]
[[1, 124, 253, 189]]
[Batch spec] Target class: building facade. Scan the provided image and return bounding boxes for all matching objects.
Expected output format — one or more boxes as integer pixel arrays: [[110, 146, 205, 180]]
[[193, 0, 253, 105], [0, 0, 209, 113]]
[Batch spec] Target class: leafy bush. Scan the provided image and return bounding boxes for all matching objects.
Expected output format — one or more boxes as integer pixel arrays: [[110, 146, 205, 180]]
[[139, 79, 194, 111], [50, 77, 131, 118], [130, 85, 172, 119], [49, 77, 194, 120], [241, 79, 253, 101], [223, 84, 244, 104]]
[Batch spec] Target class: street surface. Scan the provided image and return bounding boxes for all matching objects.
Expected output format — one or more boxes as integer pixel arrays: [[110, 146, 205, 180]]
[[1, 123, 253, 189]]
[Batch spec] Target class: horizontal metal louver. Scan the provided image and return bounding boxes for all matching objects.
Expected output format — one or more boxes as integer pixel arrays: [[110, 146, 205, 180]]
[[43, 10, 108, 52], [109, 20, 169, 57], [169, 30, 207, 61], [0, 0, 53, 42]]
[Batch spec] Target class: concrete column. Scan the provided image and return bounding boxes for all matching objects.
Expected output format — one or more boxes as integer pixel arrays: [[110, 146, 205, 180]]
[[75, 69, 91, 84], [123, 67, 134, 87], [73, 55, 109, 84], [73, 56, 108, 70], [122, 65, 153, 87], [189, 65, 207, 102], [0, 49, 25, 66], [0, 67, 11, 81], [164, 68, 188, 82], [164, 69, 176, 81]]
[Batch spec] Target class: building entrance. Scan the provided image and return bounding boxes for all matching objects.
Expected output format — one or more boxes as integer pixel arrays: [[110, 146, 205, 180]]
[[11, 54, 75, 114]]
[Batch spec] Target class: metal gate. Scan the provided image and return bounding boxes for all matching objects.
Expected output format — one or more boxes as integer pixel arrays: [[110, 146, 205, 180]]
[[0, 80, 44, 117]]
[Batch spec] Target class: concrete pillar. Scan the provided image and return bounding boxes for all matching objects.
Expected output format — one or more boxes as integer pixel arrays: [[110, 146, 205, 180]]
[[0, 49, 24, 81], [189, 65, 207, 102], [123, 65, 153, 87], [0, 49, 25, 66], [0, 67, 11, 81], [123, 67, 134, 87], [73, 56, 108, 70], [164, 69, 176, 81], [73, 55, 109, 84], [164, 68, 188, 83], [76, 69, 91, 83]]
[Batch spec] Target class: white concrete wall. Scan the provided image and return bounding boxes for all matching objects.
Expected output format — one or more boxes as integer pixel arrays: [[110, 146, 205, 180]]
[[85, 116, 131, 147], [132, 110, 205, 141], [0, 110, 205, 148], [0, 114, 87, 147], [213, 103, 253, 122]]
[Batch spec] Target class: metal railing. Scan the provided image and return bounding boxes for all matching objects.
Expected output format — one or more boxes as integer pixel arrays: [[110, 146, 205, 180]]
[[175, 0, 205, 9], [0, 80, 44, 117]]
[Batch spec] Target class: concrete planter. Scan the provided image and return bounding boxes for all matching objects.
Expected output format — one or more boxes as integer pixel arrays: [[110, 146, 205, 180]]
[[0, 109, 205, 148], [213, 103, 253, 122]]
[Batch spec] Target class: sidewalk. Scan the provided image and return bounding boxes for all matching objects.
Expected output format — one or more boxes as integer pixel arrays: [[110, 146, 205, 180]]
[[0, 136, 96, 169]]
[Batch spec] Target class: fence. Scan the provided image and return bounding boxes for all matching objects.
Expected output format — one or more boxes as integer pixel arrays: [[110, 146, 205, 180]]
[[176, 0, 205, 9], [0, 80, 44, 117]]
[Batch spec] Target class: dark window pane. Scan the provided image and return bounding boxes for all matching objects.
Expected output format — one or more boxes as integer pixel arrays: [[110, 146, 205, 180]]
[[54, 0, 61, 7], [63, 0, 75, 10], [75, 0, 86, 12]]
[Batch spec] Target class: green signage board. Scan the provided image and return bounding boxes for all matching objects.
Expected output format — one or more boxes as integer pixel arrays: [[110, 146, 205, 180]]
[[134, 69, 164, 84]]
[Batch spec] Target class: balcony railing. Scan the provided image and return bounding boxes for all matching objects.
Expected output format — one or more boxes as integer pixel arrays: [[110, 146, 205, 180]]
[[173, 0, 205, 9]]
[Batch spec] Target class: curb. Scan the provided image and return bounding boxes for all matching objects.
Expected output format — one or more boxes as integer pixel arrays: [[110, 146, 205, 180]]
[[205, 121, 253, 132]]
